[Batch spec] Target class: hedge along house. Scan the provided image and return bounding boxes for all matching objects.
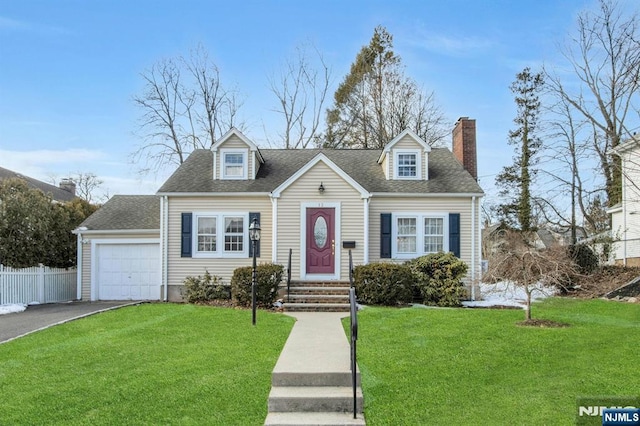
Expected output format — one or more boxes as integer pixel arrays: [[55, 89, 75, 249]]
[[74, 117, 484, 302]]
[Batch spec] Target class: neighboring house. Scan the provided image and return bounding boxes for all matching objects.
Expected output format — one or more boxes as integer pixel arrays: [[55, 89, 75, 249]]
[[482, 223, 586, 259], [0, 166, 76, 202], [609, 136, 640, 266], [74, 117, 484, 302]]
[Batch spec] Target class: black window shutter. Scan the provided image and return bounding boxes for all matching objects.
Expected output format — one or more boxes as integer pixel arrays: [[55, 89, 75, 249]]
[[380, 213, 392, 258], [449, 213, 461, 258], [181, 213, 192, 258], [249, 212, 260, 258]]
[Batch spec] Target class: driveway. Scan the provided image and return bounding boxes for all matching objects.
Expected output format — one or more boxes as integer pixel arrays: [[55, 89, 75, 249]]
[[0, 301, 141, 344]]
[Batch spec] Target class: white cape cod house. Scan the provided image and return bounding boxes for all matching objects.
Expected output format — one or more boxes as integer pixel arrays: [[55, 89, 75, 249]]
[[74, 118, 484, 302]]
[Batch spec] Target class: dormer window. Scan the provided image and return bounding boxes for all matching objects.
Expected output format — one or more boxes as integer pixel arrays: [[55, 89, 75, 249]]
[[397, 153, 417, 177], [221, 149, 247, 180], [394, 149, 422, 180]]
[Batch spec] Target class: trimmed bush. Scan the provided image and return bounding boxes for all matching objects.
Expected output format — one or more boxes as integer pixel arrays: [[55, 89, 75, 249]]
[[353, 262, 414, 306], [231, 263, 284, 307], [182, 270, 230, 303], [568, 243, 599, 274], [406, 252, 468, 307]]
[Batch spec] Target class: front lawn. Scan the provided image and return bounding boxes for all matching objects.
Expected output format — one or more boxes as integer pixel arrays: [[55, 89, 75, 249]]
[[0, 304, 295, 425], [353, 298, 640, 425]]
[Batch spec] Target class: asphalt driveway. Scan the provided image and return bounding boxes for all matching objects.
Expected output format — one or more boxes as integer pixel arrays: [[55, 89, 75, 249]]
[[0, 301, 141, 344]]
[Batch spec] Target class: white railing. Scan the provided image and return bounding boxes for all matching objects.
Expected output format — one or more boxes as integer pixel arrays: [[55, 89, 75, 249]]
[[0, 264, 77, 305]]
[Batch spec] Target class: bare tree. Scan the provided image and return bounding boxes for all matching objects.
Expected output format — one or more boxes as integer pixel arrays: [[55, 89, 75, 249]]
[[72, 172, 104, 204], [544, 0, 640, 207], [268, 43, 332, 149], [48, 172, 105, 204], [536, 94, 601, 242], [488, 230, 579, 321], [132, 45, 244, 174]]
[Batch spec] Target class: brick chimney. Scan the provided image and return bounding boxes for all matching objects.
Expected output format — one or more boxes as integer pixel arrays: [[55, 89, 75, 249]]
[[452, 117, 477, 181], [59, 178, 76, 195]]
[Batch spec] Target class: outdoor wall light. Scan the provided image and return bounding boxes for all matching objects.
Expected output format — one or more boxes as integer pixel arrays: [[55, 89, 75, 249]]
[[318, 182, 325, 194]]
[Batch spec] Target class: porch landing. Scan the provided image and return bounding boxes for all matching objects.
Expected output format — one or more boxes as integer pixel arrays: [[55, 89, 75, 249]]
[[264, 312, 365, 425]]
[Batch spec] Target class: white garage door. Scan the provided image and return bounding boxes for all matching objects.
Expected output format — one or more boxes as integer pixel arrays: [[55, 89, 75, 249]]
[[96, 243, 160, 300]]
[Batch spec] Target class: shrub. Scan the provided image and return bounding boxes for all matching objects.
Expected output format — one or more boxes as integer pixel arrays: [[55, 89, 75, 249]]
[[568, 243, 599, 274], [231, 263, 284, 307], [406, 252, 468, 307], [182, 270, 230, 303], [353, 262, 414, 306]]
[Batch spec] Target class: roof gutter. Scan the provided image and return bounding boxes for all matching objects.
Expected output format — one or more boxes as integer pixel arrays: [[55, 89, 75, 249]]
[[155, 192, 270, 197], [72, 228, 160, 235], [369, 192, 485, 198]]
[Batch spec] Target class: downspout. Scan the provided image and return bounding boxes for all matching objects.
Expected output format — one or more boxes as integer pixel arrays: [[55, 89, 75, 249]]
[[271, 196, 278, 263], [363, 197, 370, 265], [471, 196, 476, 301], [76, 233, 82, 300], [622, 155, 627, 266], [162, 196, 169, 301]]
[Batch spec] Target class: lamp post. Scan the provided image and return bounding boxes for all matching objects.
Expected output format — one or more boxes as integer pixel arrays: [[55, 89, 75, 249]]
[[249, 218, 261, 326]]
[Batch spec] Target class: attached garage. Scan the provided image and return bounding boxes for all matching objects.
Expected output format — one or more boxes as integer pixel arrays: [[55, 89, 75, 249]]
[[74, 195, 162, 302], [93, 241, 160, 300]]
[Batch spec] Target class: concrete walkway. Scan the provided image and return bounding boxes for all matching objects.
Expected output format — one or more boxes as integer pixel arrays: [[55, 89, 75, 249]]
[[265, 312, 365, 425]]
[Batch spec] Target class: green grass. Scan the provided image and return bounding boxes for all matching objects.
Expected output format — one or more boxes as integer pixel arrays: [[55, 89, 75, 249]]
[[351, 298, 640, 425], [0, 304, 295, 425]]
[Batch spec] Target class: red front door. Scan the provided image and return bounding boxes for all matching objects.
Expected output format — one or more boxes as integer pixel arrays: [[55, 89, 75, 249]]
[[306, 208, 335, 274]]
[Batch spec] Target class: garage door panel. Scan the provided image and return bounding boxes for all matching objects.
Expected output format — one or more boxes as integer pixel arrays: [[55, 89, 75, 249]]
[[96, 243, 160, 301]]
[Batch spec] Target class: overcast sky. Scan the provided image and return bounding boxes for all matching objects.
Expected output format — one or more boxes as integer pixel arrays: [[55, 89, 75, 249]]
[[0, 0, 626, 204]]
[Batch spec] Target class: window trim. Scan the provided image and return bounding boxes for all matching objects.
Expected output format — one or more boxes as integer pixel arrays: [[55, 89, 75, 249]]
[[393, 149, 422, 180], [220, 149, 248, 180], [391, 212, 448, 259], [192, 212, 249, 258]]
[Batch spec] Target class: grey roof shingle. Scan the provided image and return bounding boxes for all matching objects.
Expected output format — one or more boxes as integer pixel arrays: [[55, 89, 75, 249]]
[[0, 166, 76, 202], [79, 195, 160, 231], [157, 148, 484, 195]]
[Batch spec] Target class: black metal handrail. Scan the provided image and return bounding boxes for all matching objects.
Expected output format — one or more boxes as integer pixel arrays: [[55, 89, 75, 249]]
[[349, 286, 358, 419], [287, 248, 292, 302], [349, 249, 354, 288]]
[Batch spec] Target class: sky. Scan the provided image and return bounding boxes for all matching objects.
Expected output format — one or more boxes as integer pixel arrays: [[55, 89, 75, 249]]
[[0, 0, 620, 204]]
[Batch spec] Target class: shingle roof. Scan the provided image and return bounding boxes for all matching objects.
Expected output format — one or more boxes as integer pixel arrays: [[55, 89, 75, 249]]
[[157, 148, 484, 195], [78, 195, 160, 231], [0, 166, 76, 202]]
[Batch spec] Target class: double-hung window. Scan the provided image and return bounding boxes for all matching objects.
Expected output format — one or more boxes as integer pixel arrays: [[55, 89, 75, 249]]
[[221, 149, 247, 179], [397, 217, 417, 254], [394, 149, 421, 179], [197, 217, 217, 252], [424, 217, 444, 253], [392, 213, 447, 258], [224, 217, 244, 252], [193, 213, 248, 257]]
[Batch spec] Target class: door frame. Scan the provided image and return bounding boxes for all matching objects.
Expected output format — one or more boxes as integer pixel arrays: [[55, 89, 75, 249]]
[[300, 202, 341, 280]]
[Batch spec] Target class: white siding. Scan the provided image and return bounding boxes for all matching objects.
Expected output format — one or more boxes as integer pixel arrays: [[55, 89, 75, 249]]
[[277, 161, 365, 280], [368, 196, 482, 283], [167, 197, 272, 291], [214, 135, 254, 180], [613, 146, 640, 264], [387, 134, 427, 180]]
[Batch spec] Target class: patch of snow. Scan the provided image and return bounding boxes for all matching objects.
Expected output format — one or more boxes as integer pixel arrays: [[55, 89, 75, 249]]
[[0, 303, 27, 315], [462, 281, 558, 309]]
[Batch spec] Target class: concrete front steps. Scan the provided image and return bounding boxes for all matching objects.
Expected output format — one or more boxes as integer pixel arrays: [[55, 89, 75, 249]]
[[283, 281, 351, 312], [264, 312, 365, 426]]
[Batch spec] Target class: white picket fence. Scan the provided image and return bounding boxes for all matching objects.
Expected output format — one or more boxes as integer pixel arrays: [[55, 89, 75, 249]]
[[0, 264, 77, 305]]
